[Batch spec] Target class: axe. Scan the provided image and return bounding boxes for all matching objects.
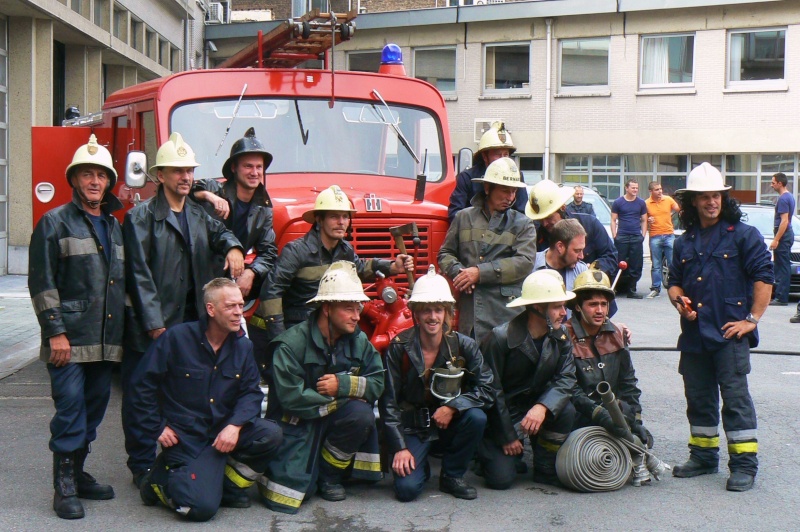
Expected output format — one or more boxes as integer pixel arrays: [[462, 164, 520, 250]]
[[389, 222, 418, 290]]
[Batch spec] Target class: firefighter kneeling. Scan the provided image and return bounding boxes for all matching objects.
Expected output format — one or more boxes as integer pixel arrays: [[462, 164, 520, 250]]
[[478, 270, 577, 489], [379, 265, 495, 501], [259, 262, 385, 514]]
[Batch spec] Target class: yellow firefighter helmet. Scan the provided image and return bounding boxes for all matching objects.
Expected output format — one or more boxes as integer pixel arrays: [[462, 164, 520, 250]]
[[474, 121, 516, 164], [65, 134, 117, 189], [149, 132, 200, 173], [507, 269, 576, 308], [525, 179, 575, 220], [302, 185, 358, 224]]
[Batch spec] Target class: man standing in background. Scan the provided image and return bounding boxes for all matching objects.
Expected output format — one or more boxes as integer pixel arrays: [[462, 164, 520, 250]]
[[611, 180, 648, 298], [645, 181, 680, 299], [769, 173, 795, 310]]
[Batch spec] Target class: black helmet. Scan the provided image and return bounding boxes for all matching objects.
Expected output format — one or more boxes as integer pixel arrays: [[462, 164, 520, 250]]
[[222, 127, 273, 180]]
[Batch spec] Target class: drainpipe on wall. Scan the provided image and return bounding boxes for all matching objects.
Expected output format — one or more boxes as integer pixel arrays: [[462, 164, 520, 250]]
[[544, 18, 552, 181]]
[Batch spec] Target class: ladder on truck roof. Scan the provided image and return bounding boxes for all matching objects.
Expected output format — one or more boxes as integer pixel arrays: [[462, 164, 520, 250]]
[[217, 9, 357, 69]]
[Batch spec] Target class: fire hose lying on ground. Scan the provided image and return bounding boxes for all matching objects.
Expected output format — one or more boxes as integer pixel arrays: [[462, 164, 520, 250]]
[[555, 381, 671, 492]]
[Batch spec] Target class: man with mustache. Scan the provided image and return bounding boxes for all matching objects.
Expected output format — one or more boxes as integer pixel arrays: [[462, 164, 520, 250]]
[[668, 163, 773, 492], [29, 135, 124, 519], [259, 262, 385, 513], [380, 266, 494, 502], [439, 157, 536, 344], [133, 279, 283, 521], [250, 184, 412, 348], [123, 133, 245, 489], [477, 270, 577, 489]]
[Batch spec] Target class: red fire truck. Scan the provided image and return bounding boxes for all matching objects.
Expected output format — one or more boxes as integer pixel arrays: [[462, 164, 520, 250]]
[[32, 10, 454, 349]]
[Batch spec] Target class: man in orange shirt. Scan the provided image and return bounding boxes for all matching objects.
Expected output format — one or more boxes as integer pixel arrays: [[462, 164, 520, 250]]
[[645, 182, 680, 298]]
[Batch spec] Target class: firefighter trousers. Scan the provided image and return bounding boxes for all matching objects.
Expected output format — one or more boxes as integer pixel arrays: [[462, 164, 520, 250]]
[[146, 418, 282, 522], [679, 339, 758, 475], [47, 361, 114, 453], [393, 407, 487, 502]]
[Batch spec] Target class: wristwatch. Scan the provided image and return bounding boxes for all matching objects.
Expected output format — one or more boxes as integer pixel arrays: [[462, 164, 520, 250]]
[[745, 313, 759, 325]]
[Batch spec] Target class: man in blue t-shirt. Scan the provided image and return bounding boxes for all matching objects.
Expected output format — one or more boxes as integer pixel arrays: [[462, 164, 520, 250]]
[[611, 180, 648, 298], [771, 173, 797, 310]]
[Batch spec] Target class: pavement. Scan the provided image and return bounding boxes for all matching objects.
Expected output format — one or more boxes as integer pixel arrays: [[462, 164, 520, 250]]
[[2, 269, 800, 529]]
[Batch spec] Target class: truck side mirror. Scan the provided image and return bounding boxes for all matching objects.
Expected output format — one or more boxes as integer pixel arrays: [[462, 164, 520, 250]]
[[125, 151, 148, 189], [457, 148, 473, 174]]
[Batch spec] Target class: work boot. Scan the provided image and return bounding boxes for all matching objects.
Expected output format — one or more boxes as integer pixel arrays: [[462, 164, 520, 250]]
[[672, 458, 718, 478], [790, 313, 800, 323], [533, 470, 563, 488], [53, 453, 85, 520], [132, 470, 149, 490], [221, 477, 251, 508], [74, 447, 115, 500], [439, 475, 477, 500], [317, 480, 346, 502], [627, 291, 644, 299], [726, 472, 755, 492]]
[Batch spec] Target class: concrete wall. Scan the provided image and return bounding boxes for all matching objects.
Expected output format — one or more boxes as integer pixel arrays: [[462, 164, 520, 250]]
[[335, 1, 800, 157]]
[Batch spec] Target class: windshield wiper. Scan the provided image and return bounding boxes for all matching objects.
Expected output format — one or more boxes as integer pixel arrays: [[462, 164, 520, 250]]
[[295, 100, 309, 145], [371, 89, 420, 164], [215, 83, 248, 156]]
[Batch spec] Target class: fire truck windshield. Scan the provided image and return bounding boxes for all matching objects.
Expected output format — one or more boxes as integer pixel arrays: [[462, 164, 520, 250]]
[[171, 98, 445, 181]]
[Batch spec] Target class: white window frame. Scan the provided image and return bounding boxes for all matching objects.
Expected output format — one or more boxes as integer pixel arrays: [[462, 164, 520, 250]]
[[558, 37, 610, 94], [639, 33, 695, 89], [483, 41, 531, 96], [413, 46, 457, 95], [727, 27, 787, 89], [346, 50, 382, 73]]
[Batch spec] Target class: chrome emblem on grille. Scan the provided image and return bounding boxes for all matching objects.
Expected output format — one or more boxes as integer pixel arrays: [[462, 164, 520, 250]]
[[365, 193, 382, 212]]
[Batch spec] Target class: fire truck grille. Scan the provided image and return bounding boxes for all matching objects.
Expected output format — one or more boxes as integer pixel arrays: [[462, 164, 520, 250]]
[[349, 223, 431, 297]]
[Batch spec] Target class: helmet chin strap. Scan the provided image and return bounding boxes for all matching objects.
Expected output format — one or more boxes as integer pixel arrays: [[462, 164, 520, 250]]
[[529, 304, 555, 332]]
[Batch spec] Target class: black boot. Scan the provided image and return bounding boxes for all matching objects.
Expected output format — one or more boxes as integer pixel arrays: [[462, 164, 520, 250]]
[[221, 476, 251, 508], [439, 475, 477, 500], [53, 453, 85, 519], [726, 471, 755, 492], [74, 447, 115, 500], [672, 458, 718, 478]]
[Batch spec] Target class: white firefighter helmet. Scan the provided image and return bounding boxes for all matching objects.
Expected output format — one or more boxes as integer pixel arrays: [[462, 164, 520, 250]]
[[149, 132, 200, 174], [307, 261, 370, 305], [471, 157, 527, 188], [474, 121, 516, 164], [302, 185, 358, 224], [66, 134, 118, 189], [525, 179, 575, 220], [676, 162, 731, 193], [507, 269, 576, 308], [408, 265, 455, 304]]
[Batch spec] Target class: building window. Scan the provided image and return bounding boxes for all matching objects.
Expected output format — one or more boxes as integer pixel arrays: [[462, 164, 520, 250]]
[[484, 43, 529, 93], [347, 51, 381, 73], [760, 154, 795, 203], [146, 29, 155, 60], [728, 28, 785, 84], [518, 156, 544, 185], [640, 34, 694, 87], [413, 47, 456, 93], [113, 4, 127, 42], [131, 19, 142, 52], [559, 38, 609, 92]]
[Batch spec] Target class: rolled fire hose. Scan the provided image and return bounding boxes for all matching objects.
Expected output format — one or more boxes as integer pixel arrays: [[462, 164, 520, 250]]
[[556, 381, 670, 492]]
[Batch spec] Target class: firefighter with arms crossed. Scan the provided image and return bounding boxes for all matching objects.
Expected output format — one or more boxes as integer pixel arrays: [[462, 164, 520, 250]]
[[668, 163, 773, 492], [380, 266, 495, 501], [259, 262, 385, 513], [29, 135, 123, 519]]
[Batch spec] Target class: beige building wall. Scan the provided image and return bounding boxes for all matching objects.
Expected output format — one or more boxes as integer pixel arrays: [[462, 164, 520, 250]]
[[2, 0, 195, 274], [335, 0, 800, 174]]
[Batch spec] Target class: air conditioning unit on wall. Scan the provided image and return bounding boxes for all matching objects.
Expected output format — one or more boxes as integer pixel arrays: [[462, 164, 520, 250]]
[[206, 2, 224, 25], [474, 120, 493, 143]]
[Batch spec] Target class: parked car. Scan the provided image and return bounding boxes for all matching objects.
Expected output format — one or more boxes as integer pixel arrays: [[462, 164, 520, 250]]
[[739, 204, 800, 296]]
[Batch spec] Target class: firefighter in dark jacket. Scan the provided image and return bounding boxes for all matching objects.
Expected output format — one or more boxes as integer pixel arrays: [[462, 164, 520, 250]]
[[123, 132, 244, 487], [250, 185, 412, 350], [132, 279, 282, 522], [380, 266, 495, 502], [565, 269, 651, 446], [260, 262, 384, 514], [29, 135, 124, 519], [439, 157, 536, 344], [192, 127, 277, 302], [448, 121, 528, 222], [667, 163, 773, 492], [478, 269, 577, 489], [526, 179, 618, 279]]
